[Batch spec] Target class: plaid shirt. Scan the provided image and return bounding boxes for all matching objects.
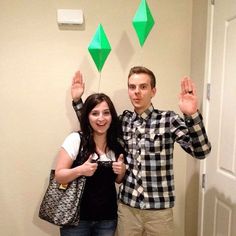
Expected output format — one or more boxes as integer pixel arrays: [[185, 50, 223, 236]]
[[118, 105, 211, 209], [73, 101, 211, 210]]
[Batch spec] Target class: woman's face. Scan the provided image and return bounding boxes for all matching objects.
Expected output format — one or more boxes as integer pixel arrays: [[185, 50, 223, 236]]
[[88, 101, 112, 135]]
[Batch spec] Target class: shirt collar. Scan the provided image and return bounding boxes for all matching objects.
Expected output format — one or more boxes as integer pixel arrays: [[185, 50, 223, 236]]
[[131, 104, 154, 121]]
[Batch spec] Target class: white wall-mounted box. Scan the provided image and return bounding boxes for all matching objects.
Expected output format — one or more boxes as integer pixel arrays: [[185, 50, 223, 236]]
[[57, 9, 83, 25]]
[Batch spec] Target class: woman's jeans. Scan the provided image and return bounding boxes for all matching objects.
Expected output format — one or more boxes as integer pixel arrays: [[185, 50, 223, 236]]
[[60, 220, 117, 236]]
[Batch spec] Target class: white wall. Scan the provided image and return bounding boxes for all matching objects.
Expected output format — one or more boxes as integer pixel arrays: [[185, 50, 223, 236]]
[[0, 1, 192, 235], [185, 0, 208, 235]]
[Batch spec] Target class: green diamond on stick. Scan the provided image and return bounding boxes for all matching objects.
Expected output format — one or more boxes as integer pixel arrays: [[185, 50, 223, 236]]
[[88, 24, 111, 72], [132, 0, 155, 47]]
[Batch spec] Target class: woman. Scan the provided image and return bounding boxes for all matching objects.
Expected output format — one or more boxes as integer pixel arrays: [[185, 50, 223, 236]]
[[55, 93, 126, 236]]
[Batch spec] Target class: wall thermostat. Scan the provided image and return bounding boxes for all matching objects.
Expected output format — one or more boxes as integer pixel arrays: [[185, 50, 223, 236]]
[[57, 9, 83, 25]]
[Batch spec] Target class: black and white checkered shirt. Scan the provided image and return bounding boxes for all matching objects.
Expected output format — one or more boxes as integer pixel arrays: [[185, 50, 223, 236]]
[[118, 105, 211, 209], [73, 101, 211, 210]]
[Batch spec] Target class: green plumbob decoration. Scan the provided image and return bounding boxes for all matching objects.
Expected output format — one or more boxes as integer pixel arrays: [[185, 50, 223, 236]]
[[88, 24, 111, 72], [132, 0, 155, 47]]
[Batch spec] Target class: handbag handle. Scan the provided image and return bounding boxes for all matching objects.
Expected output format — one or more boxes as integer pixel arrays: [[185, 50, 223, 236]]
[[59, 131, 84, 190], [72, 131, 84, 168]]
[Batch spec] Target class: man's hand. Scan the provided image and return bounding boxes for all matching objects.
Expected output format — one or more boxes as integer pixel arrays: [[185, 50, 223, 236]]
[[179, 77, 198, 116], [71, 70, 85, 102]]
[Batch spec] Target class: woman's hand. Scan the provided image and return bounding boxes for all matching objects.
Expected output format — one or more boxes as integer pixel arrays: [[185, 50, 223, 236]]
[[113, 154, 126, 183], [80, 155, 98, 176]]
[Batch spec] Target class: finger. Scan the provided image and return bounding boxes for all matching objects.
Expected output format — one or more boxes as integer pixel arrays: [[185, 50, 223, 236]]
[[72, 74, 76, 85], [184, 77, 191, 92], [186, 77, 194, 93], [191, 80, 196, 95], [74, 71, 83, 83], [181, 77, 189, 94], [117, 154, 124, 162], [112, 166, 120, 174], [79, 72, 83, 84], [86, 155, 94, 163], [92, 163, 98, 169], [180, 78, 185, 94], [181, 76, 194, 94]]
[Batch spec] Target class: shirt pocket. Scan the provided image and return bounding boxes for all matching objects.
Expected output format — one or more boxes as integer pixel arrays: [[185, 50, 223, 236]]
[[144, 133, 163, 153], [123, 134, 134, 150]]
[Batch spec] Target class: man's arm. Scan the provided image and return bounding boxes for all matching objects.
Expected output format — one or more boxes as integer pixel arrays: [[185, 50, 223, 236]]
[[176, 77, 211, 158], [71, 70, 85, 121], [72, 99, 83, 122], [184, 111, 211, 159]]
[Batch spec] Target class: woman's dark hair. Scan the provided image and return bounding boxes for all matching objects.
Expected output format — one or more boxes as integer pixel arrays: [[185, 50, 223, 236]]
[[80, 93, 121, 160]]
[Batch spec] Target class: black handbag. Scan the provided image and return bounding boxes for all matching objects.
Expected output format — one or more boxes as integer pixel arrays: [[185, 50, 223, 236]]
[[38, 133, 85, 226]]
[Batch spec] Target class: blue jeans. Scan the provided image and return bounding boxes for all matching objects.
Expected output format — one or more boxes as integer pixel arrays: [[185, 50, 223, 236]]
[[60, 220, 117, 236]]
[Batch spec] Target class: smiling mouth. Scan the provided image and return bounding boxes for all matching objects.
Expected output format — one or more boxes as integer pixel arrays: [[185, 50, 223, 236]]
[[96, 123, 106, 126]]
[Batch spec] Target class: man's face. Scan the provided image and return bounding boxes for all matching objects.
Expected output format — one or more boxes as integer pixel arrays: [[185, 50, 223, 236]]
[[128, 73, 156, 114]]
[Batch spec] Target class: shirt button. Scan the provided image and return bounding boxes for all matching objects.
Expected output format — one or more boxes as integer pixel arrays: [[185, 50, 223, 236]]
[[186, 118, 194, 127]]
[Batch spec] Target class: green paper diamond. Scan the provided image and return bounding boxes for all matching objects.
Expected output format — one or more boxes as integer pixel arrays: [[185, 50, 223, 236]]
[[88, 24, 111, 72], [132, 0, 155, 47]]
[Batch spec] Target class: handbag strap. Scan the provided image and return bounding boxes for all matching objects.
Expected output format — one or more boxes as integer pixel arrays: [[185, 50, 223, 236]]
[[71, 131, 84, 168]]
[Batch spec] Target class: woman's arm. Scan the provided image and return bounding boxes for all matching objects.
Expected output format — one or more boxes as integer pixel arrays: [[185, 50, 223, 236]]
[[55, 149, 98, 184]]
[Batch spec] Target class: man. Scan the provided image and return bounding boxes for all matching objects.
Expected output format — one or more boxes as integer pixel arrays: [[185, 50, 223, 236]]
[[71, 66, 211, 236]]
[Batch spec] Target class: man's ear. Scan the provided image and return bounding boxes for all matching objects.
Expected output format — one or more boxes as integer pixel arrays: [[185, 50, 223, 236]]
[[151, 87, 157, 98]]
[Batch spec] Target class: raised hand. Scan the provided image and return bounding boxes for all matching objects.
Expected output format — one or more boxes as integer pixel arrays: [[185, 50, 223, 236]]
[[71, 70, 85, 102], [178, 77, 198, 116]]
